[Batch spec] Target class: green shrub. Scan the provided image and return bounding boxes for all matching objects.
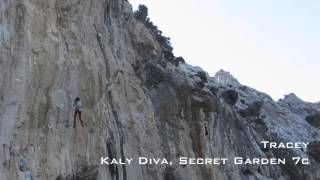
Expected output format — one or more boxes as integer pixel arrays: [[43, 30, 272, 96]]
[[133, 5, 148, 22], [222, 89, 238, 105], [134, 4, 173, 52], [196, 71, 208, 82], [174, 56, 185, 66]]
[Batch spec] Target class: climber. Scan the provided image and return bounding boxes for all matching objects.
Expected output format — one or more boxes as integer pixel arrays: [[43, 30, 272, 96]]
[[73, 97, 84, 128], [19, 158, 34, 180]]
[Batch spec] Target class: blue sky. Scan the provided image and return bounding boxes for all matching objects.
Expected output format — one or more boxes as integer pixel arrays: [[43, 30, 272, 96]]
[[129, 0, 320, 102]]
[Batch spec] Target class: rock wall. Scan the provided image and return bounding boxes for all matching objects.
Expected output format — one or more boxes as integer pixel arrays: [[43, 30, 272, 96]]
[[0, 0, 319, 180]]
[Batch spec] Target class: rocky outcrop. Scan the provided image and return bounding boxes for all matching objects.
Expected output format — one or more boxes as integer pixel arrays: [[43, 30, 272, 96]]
[[0, 0, 319, 180], [278, 93, 320, 117]]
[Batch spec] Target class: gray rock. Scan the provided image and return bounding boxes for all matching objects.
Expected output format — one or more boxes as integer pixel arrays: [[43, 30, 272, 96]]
[[308, 141, 320, 163]]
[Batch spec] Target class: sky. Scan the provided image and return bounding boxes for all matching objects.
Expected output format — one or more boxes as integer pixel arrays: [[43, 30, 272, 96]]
[[129, 0, 320, 102]]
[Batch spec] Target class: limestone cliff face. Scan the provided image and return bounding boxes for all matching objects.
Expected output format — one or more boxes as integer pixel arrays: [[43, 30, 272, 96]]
[[0, 0, 319, 180]]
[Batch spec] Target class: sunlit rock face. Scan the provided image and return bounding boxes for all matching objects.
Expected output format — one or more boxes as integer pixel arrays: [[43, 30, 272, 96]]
[[0, 0, 319, 180]]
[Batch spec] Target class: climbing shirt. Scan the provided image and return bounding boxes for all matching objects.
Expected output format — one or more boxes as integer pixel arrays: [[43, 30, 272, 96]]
[[74, 100, 82, 112], [19, 159, 29, 172]]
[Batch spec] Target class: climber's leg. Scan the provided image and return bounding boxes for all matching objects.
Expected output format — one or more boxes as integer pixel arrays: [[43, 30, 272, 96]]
[[73, 111, 77, 128], [79, 111, 84, 127]]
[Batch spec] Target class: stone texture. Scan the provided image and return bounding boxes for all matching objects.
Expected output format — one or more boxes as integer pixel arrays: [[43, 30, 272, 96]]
[[308, 141, 320, 163], [0, 0, 319, 180]]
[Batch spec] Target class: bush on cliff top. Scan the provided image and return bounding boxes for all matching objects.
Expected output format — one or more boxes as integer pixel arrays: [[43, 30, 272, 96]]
[[134, 4, 173, 52], [134, 5, 187, 66]]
